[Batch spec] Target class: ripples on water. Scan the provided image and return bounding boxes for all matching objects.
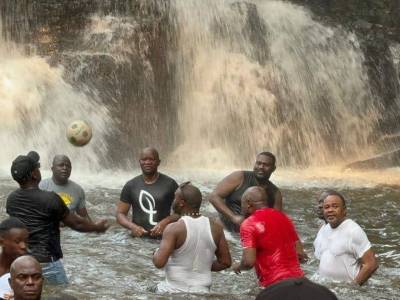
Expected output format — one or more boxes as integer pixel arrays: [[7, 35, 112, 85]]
[[0, 175, 399, 299]]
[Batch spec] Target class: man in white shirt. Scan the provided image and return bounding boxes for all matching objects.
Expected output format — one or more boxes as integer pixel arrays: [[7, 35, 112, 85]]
[[313, 191, 378, 285]]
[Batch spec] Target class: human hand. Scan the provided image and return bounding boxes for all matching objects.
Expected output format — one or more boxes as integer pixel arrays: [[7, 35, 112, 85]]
[[130, 225, 148, 237], [298, 251, 309, 263], [94, 219, 110, 233], [149, 220, 168, 237], [230, 214, 244, 226], [232, 262, 241, 274], [3, 292, 13, 300]]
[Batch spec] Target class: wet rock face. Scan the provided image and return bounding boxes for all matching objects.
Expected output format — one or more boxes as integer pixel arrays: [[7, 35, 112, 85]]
[[0, 0, 177, 167]]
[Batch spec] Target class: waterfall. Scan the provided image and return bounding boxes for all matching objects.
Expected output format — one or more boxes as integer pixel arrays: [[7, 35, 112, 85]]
[[168, 0, 381, 168], [0, 0, 397, 171], [0, 22, 114, 172]]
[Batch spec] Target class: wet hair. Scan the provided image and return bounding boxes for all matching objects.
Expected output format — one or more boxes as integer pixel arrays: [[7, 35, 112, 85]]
[[257, 151, 276, 165], [179, 182, 202, 210], [323, 190, 346, 208], [0, 217, 27, 237]]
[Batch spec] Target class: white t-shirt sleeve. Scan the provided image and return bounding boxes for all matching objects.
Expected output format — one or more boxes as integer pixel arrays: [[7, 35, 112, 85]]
[[0, 273, 12, 298], [313, 226, 324, 260], [350, 224, 372, 259]]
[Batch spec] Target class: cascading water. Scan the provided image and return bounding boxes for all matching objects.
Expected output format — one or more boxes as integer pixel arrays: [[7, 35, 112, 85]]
[[0, 24, 114, 173], [0, 2, 399, 300], [0, 0, 396, 171], [168, 0, 382, 168]]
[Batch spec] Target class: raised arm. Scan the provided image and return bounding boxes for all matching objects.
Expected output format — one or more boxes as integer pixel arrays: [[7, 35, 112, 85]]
[[354, 248, 378, 285], [153, 223, 178, 268], [62, 211, 108, 233], [209, 171, 244, 225], [116, 200, 148, 237]]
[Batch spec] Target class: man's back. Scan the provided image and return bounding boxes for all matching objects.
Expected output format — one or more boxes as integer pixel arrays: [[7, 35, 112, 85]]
[[6, 188, 69, 261], [240, 208, 304, 287], [159, 216, 216, 293]]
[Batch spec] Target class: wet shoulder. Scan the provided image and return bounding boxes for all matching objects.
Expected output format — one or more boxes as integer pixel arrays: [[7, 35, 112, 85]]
[[242, 170, 256, 185]]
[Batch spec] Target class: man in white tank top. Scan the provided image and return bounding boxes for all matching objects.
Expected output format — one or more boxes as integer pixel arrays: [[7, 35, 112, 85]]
[[153, 182, 232, 293]]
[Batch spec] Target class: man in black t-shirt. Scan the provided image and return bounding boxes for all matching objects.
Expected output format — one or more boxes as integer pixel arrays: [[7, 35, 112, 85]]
[[6, 151, 109, 285], [116, 147, 179, 238], [209, 152, 282, 232]]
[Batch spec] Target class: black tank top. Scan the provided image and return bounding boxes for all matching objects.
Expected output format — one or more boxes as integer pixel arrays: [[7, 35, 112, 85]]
[[225, 171, 279, 216]]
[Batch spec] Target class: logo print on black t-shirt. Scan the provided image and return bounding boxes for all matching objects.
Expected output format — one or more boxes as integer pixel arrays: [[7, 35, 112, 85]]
[[139, 190, 158, 225]]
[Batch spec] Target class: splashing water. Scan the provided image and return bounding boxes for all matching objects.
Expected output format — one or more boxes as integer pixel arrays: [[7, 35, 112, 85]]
[[0, 30, 114, 173]]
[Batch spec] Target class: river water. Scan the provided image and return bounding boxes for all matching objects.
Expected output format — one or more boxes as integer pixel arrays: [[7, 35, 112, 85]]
[[1, 0, 399, 299], [0, 168, 398, 300]]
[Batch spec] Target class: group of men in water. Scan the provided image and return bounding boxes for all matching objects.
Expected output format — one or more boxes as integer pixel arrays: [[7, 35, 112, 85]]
[[1, 147, 379, 299]]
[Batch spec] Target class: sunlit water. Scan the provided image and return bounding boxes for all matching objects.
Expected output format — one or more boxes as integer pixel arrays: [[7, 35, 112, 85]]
[[0, 169, 399, 300]]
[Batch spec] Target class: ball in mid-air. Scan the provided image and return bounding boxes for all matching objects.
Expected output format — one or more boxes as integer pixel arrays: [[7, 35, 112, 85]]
[[66, 120, 92, 146]]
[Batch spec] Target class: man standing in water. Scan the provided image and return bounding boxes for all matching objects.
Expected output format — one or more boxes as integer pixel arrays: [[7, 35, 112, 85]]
[[116, 147, 179, 238], [233, 187, 305, 287], [314, 190, 378, 285], [153, 182, 231, 293], [209, 151, 282, 231], [7, 151, 109, 285], [40, 155, 92, 221]]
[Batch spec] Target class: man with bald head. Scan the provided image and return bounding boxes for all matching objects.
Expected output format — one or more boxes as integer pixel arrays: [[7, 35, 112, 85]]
[[116, 147, 179, 238], [233, 186, 305, 288], [153, 182, 231, 293], [9, 256, 43, 300], [40, 155, 91, 220]]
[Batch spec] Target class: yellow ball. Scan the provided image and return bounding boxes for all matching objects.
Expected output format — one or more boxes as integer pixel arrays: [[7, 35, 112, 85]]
[[66, 120, 92, 146]]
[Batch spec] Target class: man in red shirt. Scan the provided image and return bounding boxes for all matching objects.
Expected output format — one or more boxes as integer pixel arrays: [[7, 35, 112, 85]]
[[233, 186, 305, 287]]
